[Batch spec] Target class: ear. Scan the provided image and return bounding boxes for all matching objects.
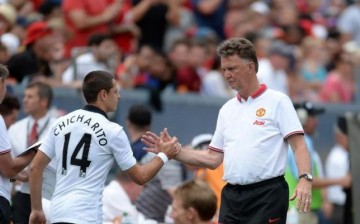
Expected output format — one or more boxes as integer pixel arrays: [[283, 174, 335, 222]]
[[187, 207, 197, 220], [99, 89, 107, 101], [248, 61, 255, 73]]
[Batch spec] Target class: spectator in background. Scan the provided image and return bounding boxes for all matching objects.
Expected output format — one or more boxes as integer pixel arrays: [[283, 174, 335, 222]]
[[1, 33, 21, 63], [126, 104, 152, 162], [0, 3, 17, 35], [6, 21, 56, 84], [8, 82, 57, 224], [102, 170, 144, 223], [61, 33, 120, 89], [200, 56, 235, 98], [110, 0, 140, 56], [191, 0, 227, 40], [136, 135, 184, 222], [167, 38, 195, 92], [189, 133, 225, 222], [163, 0, 195, 53], [299, 36, 328, 102], [320, 52, 356, 103], [257, 40, 292, 95], [131, 0, 180, 51], [337, 0, 360, 45], [326, 116, 351, 224], [116, 44, 156, 89], [171, 180, 217, 224], [0, 93, 20, 129], [61, 0, 123, 57]]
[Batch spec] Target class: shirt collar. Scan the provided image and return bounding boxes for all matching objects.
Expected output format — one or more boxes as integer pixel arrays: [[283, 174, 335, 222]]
[[29, 112, 51, 128], [83, 105, 108, 119], [237, 84, 267, 103]]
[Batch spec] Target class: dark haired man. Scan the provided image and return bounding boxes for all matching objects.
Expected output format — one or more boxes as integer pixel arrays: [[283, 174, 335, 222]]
[[29, 70, 180, 224]]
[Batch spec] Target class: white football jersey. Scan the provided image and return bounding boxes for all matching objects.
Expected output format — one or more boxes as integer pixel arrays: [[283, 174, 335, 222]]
[[40, 105, 136, 224]]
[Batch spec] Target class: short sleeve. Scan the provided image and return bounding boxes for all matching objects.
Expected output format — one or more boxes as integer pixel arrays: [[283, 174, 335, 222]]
[[39, 125, 56, 160], [110, 129, 137, 171], [0, 116, 11, 154], [275, 96, 304, 139], [209, 109, 224, 153]]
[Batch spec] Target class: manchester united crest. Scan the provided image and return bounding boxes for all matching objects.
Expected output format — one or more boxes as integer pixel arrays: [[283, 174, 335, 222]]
[[256, 108, 266, 117]]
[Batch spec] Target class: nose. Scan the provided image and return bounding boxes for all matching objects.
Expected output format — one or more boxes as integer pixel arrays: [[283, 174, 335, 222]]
[[223, 70, 231, 79]]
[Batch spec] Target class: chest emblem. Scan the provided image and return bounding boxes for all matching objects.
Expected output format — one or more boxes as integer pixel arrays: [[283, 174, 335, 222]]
[[256, 108, 266, 117]]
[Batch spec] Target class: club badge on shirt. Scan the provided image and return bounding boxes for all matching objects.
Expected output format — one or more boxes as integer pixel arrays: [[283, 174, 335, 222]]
[[256, 108, 266, 117]]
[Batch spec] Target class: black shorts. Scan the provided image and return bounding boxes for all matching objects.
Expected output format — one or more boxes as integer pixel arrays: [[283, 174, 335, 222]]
[[0, 196, 12, 224], [219, 176, 289, 224]]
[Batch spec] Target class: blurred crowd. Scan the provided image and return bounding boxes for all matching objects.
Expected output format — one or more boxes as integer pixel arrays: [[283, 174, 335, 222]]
[[0, 0, 360, 106]]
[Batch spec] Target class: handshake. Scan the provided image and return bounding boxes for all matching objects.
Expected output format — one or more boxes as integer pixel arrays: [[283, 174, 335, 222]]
[[141, 128, 182, 161]]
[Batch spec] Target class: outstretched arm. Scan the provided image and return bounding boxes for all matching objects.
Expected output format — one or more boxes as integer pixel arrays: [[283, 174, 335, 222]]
[[126, 133, 181, 185], [142, 128, 223, 169]]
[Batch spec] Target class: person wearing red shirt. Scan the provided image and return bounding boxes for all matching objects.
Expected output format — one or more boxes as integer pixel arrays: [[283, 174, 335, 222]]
[[62, 0, 122, 57]]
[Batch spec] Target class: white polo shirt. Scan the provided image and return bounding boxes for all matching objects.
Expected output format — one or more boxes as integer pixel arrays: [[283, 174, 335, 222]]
[[40, 105, 137, 224], [0, 115, 12, 202], [209, 85, 303, 185]]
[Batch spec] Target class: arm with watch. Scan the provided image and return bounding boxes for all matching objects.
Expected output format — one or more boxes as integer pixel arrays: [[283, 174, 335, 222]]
[[287, 134, 313, 213]]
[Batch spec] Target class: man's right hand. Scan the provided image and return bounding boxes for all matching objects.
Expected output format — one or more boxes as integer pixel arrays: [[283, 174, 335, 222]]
[[29, 209, 46, 224], [158, 131, 181, 160]]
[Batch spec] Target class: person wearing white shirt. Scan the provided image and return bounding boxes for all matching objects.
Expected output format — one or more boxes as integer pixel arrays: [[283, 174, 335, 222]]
[[29, 70, 181, 224], [142, 38, 312, 224], [102, 171, 144, 223], [8, 82, 57, 224], [326, 116, 350, 224]]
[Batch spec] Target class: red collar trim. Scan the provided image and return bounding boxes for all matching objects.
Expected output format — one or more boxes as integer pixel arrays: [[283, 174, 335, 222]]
[[237, 84, 267, 102]]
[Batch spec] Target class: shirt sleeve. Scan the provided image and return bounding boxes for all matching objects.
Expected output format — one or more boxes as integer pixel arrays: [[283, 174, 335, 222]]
[[0, 116, 11, 154], [209, 108, 224, 153], [110, 128, 137, 171], [39, 124, 56, 160], [275, 95, 304, 139]]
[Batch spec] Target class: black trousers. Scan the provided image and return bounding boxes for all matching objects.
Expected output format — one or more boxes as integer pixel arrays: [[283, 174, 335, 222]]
[[0, 196, 12, 224], [219, 176, 289, 224], [12, 192, 31, 224]]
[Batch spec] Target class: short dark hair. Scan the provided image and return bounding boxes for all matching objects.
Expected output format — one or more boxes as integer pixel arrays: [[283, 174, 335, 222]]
[[217, 38, 259, 72], [0, 93, 20, 116], [0, 64, 9, 79], [127, 104, 152, 127], [26, 81, 53, 109], [82, 70, 114, 103], [174, 180, 217, 222]]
